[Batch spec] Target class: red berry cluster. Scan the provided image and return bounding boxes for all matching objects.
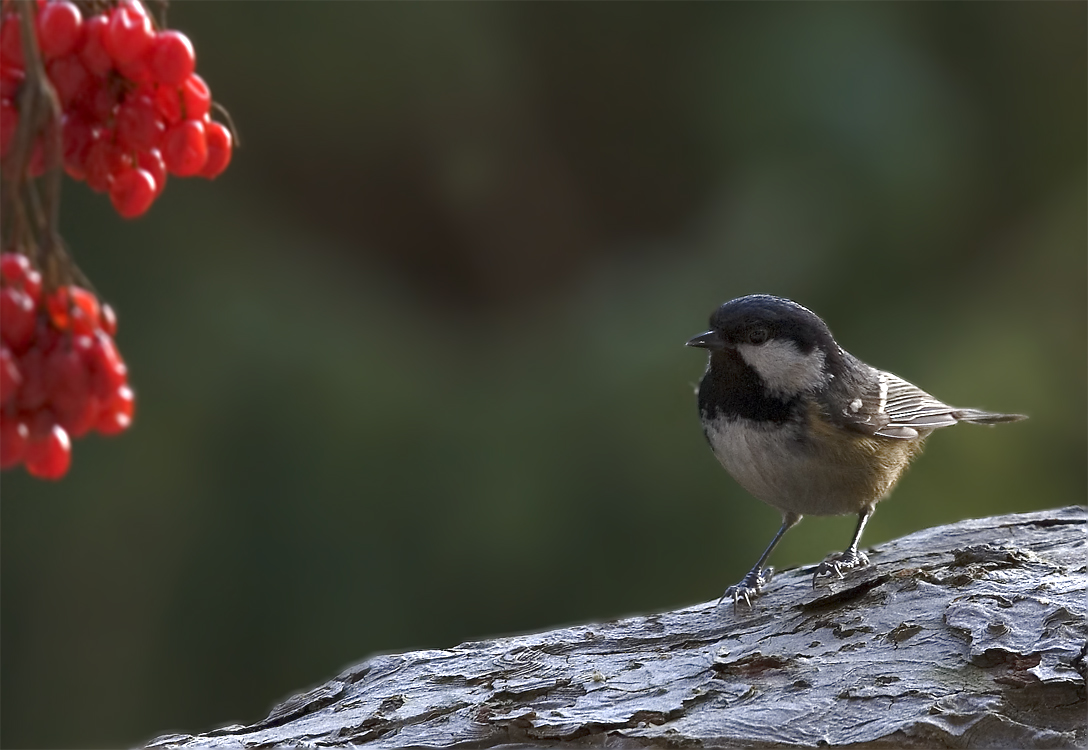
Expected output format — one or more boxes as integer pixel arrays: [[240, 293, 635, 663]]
[[0, 0, 232, 218], [1, 252, 134, 479]]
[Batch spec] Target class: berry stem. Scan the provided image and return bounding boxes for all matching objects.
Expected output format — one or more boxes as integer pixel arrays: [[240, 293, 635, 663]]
[[211, 100, 241, 149], [1, 0, 90, 296]]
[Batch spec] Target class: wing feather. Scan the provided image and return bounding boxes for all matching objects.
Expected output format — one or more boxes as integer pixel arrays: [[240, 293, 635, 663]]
[[830, 364, 1024, 440], [872, 373, 958, 438]]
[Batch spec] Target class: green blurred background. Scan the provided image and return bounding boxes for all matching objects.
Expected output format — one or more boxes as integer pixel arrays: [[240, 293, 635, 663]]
[[2, 2, 1085, 747]]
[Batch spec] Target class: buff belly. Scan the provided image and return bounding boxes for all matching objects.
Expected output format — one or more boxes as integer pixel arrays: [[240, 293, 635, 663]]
[[703, 413, 923, 517]]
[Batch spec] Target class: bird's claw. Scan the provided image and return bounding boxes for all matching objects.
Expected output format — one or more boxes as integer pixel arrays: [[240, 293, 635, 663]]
[[719, 566, 774, 612], [812, 549, 870, 588]]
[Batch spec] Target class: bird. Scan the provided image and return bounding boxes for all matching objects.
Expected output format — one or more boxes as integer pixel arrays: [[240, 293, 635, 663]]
[[686, 294, 1025, 609]]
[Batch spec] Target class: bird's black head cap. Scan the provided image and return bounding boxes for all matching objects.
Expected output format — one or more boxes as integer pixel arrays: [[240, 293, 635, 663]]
[[709, 295, 836, 354]]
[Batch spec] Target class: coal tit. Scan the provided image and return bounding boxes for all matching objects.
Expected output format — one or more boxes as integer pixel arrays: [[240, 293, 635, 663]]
[[687, 294, 1025, 608]]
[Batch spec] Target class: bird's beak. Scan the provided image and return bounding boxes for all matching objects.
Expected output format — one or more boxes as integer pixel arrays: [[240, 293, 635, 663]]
[[686, 330, 726, 349]]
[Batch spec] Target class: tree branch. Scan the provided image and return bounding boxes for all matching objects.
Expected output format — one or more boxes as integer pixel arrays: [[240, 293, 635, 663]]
[[148, 506, 1087, 749]]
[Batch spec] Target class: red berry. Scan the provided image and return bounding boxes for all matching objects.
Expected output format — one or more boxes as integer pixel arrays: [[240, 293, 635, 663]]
[[116, 52, 152, 84], [45, 338, 89, 400], [45, 288, 69, 329], [161, 118, 207, 176], [44, 339, 87, 390], [153, 82, 182, 125], [0, 252, 32, 285], [26, 409, 54, 440], [16, 338, 51, 412], [0, 417, 29, 469], [38, 1, 83, 59], [180, 72, 210, 120], [96, 384, 134, 435], [24, 423, 71, 479], [0, 64, 23, 98], [1, 98, 17, 158], [84, 137, 113, 192], [1, 15, 24, 68], [84, 136, 130, 193], [104, 3, 153, 65], [199, 121, 232, 179], [88, 83, 120, 122], [46, 53, 89, 108], [0, 253, 41, 301], [149, 30, 194, 87], [110, 167, 156, 218], [100, 302, 118, 337], [0, 344, 21, 405], [45, 338, 98, 437], [84, 331, 127, 400], [22, 268, 42, 302], [115, 92, 162, 151], [61, 112, 95, 179], [136, 147, 166, 194], [70, 286, 101, 334], [78, 14, 112, 77], [61, 393, 100, 438], [0, 287, 36, 353], [45, 285, 99, 333]]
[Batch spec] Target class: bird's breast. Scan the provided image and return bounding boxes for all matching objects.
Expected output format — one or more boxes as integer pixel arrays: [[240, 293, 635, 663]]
[[701, 402, 920, 516]]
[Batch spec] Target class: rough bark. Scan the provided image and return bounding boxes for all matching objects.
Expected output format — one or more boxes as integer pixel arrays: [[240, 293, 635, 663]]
[[148, 506, 1087, 749]]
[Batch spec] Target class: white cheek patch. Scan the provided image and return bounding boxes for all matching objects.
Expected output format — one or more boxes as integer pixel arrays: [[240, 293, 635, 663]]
[[736, 339, 827, 395]]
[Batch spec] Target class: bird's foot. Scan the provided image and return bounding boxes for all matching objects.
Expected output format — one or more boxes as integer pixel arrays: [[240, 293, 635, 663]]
[[812, 549, 870, 588], [719, 566, 774, 611]]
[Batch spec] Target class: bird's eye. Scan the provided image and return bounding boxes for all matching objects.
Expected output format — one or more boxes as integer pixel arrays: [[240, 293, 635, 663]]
[[747, 327, 769, 345]]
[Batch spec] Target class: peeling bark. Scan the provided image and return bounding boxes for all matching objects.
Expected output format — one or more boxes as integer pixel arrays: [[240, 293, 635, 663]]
[[148, 506, 1087, 749]]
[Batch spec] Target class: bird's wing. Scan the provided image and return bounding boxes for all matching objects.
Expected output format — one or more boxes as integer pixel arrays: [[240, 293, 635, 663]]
[[832, 371, 958, 440], [874, 372, 959, 438]]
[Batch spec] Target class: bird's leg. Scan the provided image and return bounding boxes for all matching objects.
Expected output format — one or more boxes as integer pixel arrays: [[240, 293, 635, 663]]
[[812, 506, 874, 587], [720, 512, 800, 611]]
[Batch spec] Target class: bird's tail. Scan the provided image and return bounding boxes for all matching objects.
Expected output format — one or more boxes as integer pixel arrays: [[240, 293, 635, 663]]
[[952, 408, 1027, 425]]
